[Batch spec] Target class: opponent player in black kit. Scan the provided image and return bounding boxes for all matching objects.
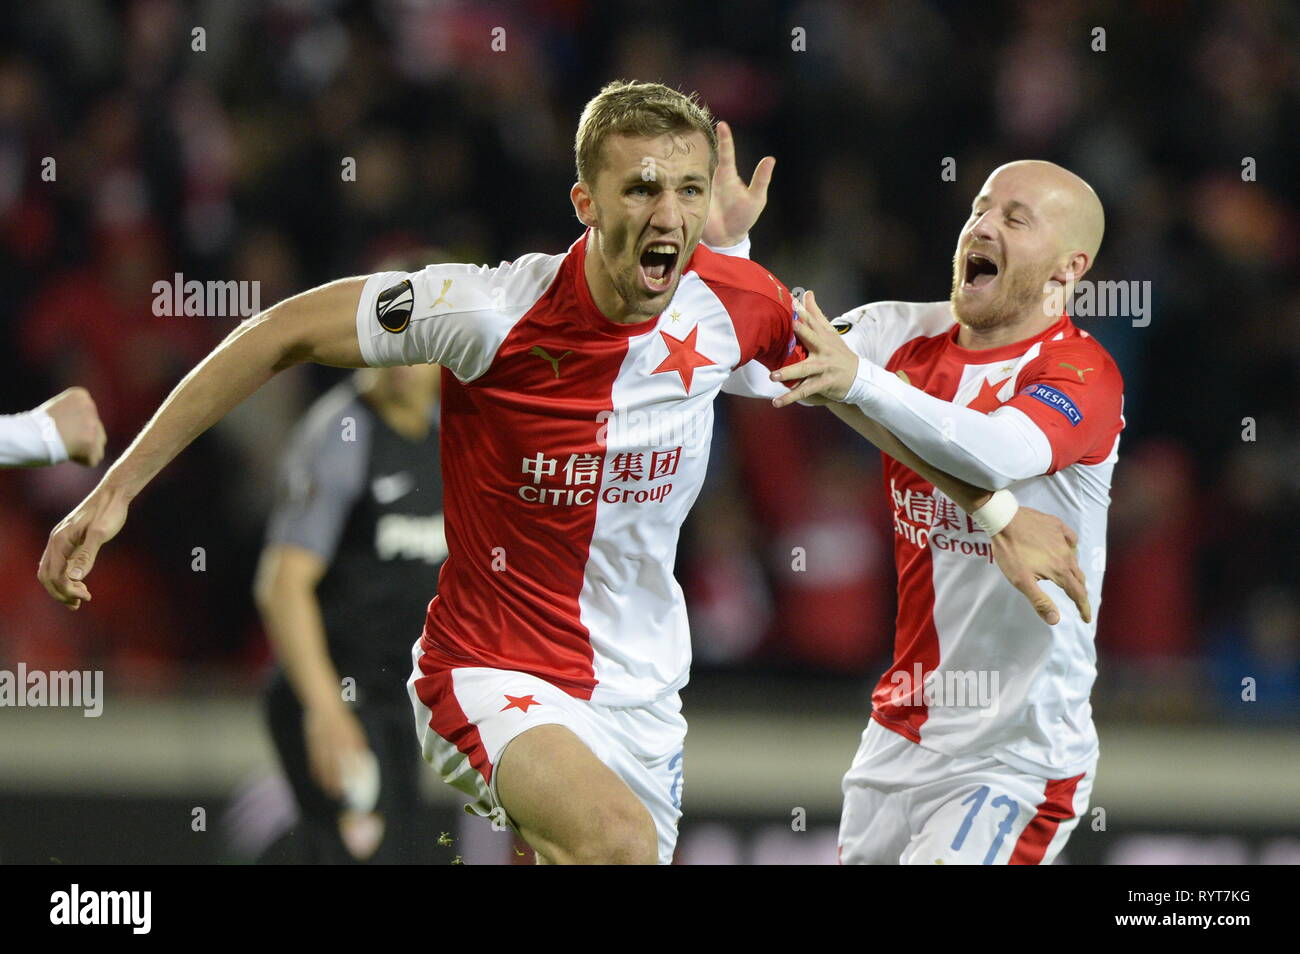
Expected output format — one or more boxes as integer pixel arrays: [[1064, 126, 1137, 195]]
[[254, 362, 445, 863]]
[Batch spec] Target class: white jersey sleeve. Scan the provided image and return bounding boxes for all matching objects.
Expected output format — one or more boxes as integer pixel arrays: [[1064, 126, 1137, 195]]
[[0, 408, 68, 466], [355, 254, 562, 382], [844, 359, 1053, 489], [720, 357, 784, 399]]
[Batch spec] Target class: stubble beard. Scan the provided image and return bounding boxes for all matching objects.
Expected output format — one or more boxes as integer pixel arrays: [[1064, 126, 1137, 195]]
[[950, 254, 1055, 332], [597, 226, 677, 321]]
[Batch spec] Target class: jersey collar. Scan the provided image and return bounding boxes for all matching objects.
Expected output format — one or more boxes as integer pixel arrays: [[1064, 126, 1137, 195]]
[[569, 229, 664, 338], [944, 311, 1075, 363]]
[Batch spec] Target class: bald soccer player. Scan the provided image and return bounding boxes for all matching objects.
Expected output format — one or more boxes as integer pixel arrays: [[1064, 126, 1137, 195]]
[[755, 161, 1120, 864]]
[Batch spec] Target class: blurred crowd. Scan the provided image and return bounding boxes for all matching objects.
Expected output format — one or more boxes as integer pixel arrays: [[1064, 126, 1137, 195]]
[[0, 0, 1295, 723]]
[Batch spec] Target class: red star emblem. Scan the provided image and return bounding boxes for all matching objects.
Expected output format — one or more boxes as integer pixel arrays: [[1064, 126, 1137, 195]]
[[967, 374, 1013, 413], [652, 326, 715, 393], [501, 694, 541, 713]]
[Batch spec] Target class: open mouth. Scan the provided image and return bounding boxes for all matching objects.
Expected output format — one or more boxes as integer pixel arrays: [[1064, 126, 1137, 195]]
[[963, 251, 1000, 290], [639, 242, 680, 292]]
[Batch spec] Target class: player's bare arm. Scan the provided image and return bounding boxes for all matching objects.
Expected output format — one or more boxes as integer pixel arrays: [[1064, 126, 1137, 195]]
[[38, 276, 370, 609], [254, 544, 370, 799]]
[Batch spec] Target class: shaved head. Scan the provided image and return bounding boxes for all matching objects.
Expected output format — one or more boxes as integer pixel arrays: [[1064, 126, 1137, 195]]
[[950, 159, 1106, 339], [985, 160, 1105, 265]]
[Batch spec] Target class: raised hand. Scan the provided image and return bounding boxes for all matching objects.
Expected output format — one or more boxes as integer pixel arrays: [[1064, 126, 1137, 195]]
[[702, 121, 775, 248]]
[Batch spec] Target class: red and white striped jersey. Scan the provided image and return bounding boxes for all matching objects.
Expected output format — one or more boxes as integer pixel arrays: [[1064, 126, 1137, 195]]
[[838, 300, 1125, 778], [354, 231, 801, 706]]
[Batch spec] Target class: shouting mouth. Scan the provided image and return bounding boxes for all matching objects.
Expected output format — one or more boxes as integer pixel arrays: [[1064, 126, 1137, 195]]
[[962, 251, 1000, 291], [638, 241, 680, 293]]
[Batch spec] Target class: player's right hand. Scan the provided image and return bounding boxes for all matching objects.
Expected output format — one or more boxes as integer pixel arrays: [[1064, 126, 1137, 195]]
[[40, 387, 107, 467], [304, 702, 370, 801], [702, 121, 775, 248], [38, 485, 131, 610], [990, 507, 1092, 626]]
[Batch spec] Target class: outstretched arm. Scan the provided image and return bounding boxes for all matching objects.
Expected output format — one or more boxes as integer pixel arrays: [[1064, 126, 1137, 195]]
[[772, 292, 1051, 489], [38, 277, 368, 608]]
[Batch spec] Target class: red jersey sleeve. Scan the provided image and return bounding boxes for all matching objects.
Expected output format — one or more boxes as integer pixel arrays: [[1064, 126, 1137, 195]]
[[1006, 337, 1125, 474], [690, 245, 806, 376]]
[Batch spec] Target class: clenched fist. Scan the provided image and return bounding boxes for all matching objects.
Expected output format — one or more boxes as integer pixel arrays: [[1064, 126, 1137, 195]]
[[41, 387, 107, 467]]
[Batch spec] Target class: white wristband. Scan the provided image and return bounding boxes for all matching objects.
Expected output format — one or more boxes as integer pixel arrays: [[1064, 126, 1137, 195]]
[[971, 488, 1018, 536]]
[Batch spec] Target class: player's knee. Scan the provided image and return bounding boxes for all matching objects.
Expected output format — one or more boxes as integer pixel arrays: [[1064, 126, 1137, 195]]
[[568, 802, 657, 864]]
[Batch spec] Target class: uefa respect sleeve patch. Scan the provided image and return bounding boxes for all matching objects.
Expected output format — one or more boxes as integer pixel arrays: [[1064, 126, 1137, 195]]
[[1022, 383, 1083, 426]]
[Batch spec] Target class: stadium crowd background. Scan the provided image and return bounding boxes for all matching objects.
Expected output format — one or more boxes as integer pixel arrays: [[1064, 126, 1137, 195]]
[[0, 0, 1296, 735]]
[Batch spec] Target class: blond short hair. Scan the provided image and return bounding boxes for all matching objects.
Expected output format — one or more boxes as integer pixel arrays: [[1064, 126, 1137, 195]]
[[575, 80, 718, 185]]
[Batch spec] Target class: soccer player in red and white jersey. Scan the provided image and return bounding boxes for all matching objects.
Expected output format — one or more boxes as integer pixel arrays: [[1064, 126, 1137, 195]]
[[37, 81, 1084, 865], [770, 160, 1121, 864]]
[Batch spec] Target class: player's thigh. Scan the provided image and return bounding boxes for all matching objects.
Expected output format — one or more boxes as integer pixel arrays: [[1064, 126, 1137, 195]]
[[837, 721, 916, 865], [903, 768, 1090, 865], [838, 780, 910, 865], [495, 722, 657, 865]]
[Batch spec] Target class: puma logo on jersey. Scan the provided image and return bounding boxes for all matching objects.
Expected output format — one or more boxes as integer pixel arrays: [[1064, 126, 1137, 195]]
[[371, 472, 416, 504], [1059, 362, 1094, 382], [530, 346, 572, 378], [430, 279, 454, 310]]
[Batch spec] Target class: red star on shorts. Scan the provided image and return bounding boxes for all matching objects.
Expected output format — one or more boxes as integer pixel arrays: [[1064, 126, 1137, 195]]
[[501, 694, 541, 713], [652, 326, 715, 393]]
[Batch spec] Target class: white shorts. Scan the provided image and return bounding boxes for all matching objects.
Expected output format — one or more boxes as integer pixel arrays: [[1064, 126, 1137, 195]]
[[838, 718, 1094, 865], [406, 643, 687, 865]]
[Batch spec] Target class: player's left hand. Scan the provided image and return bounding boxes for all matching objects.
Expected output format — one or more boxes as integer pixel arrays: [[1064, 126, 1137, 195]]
[[770, 291, 859, 406], [702, 121, 775, 248], [991, 507, 1092, 625]]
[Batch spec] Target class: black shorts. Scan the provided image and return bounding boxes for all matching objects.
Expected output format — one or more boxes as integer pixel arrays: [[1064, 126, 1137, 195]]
[[262, 669, 422, 864]]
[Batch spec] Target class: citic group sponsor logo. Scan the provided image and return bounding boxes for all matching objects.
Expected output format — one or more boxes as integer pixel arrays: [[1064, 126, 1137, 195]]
[[890, 478, 994, 563], [517, 447, 682, 507]]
